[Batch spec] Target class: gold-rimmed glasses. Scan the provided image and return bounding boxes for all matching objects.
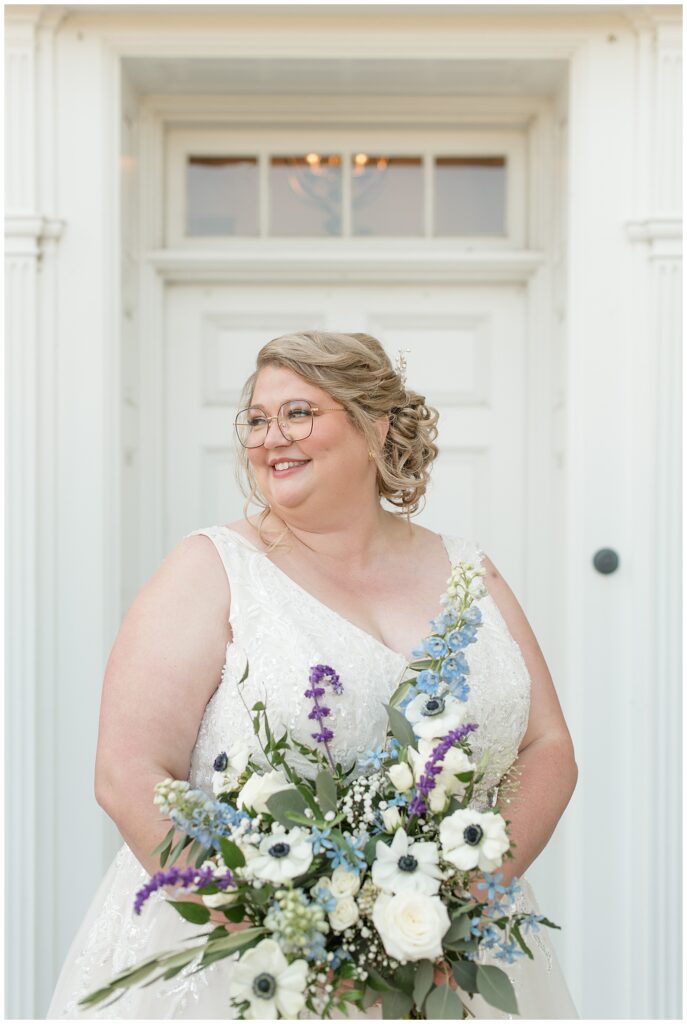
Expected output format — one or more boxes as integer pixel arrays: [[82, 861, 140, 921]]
[[234, 398, 347, 448]]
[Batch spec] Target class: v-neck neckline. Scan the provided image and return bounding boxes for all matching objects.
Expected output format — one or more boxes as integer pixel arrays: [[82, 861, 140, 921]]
[[218, 525, 453, 667]]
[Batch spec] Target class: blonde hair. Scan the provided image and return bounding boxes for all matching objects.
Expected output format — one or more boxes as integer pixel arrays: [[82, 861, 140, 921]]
[[235, 331, 439, 546]]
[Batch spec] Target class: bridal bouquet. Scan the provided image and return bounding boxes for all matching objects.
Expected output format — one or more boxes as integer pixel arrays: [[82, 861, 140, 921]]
[[80, 560, 558, 1019]]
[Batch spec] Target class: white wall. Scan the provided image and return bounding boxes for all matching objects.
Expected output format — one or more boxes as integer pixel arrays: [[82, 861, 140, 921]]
[[4, 5, 681, 1019]]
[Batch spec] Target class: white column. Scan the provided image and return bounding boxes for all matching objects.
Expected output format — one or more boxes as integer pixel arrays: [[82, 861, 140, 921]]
[[565, 11, 682, 1020], [5, 7, 65, 1018], [625, 11, 682, 1020]]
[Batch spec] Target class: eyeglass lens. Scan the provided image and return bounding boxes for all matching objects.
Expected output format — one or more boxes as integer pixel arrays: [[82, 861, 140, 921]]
[[235, 399, 315, 448]]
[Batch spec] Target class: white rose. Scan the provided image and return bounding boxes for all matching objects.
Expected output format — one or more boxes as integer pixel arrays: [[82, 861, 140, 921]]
[[388, 762, 414, 793], [237, 769, 295, 815], [202, 889, 240, 908], [428, 785, 450, 814], [330, 866, 361, 899], [329, 896, 359, 932], [372, 891, 450, 962], [381, 806, 403, 832]]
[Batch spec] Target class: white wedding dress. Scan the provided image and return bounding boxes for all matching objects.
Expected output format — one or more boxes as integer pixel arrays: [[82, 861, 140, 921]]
[[48, 526, 578, 1020]]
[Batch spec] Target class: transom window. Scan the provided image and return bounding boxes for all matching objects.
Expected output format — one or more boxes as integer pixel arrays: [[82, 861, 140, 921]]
[[167, 128, 525, 246]]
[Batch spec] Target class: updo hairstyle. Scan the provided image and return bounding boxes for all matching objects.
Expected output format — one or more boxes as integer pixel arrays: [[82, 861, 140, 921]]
[[236, 330, 439, 532]]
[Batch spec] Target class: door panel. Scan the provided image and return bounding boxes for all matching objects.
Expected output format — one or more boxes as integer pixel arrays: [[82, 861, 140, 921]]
[[165, 283, 526, 571]]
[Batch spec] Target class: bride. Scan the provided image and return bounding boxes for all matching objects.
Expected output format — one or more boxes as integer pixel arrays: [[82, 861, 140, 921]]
[[48, 330, 578, 1019]]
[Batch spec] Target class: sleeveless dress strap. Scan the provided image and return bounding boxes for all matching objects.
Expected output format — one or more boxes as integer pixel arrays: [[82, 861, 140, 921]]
[[441, 533, 486, 573], [184, 526, 258, 636]]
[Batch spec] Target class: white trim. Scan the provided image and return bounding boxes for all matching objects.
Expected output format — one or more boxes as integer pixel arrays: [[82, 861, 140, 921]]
[[146, 247, 545, 284]]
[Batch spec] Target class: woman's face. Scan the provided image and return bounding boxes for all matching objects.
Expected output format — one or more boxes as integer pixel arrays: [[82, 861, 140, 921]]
[[246, 364, 383, 518]]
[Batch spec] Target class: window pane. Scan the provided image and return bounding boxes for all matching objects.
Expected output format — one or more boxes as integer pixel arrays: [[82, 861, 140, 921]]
[[434, 156, 506, 236], [270, 154, 342, 237], [186, 156, 258, 236], [352, 155, 423, 237]]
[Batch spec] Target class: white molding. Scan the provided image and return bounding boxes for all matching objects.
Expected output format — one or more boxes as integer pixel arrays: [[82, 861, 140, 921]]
[[142, 91, 550, 127], [147, 248, 545, 284]]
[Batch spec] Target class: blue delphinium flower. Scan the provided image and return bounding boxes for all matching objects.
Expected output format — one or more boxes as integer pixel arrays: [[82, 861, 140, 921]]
[[325, 845, 355, 872], [463, 606, 482, 626], [469, 915, 483, 938], [477, 871, 507, 901], [429, 609, 459, 633], [446, 629, 468, 651], [411, 644, 427, 659], [495, 940, 526, 964], [341, 830, 369, 873], [446, 676, 470, 702], [308, 826, 334, 855], [423, 636, 449, 659], [360, 745, 389, 771], [440, 655, 466, 682], [415, 669, 440, 694]]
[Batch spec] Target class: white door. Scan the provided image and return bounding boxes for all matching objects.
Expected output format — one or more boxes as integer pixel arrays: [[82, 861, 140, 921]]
[[164, 281, 527, 572]]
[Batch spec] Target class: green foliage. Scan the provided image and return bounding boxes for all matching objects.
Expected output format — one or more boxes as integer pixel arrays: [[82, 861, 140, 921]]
[[424, 983, 466, 1019], [475, 964, 519, 1015], [265, 788, 308, 827], [383, 702, 418, 750], [218, 838, 246, 870], [315, 769, 338, 815], [168, 900, 211, 925], [381, 989, 413, 1019], [452, 959, 479, 994], [412, 959, 434, 1008]]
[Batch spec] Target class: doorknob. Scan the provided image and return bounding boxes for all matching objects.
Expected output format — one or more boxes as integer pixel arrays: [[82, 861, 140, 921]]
[[593, 548, 619, 574]]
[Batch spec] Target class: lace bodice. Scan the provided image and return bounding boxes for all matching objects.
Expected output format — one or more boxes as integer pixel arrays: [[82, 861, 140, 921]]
[[187, 527, 531, 809], [49, 526, 582, 1023]]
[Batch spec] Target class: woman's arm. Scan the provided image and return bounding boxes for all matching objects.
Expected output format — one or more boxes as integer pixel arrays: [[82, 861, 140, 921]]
[[94, 535, 234, 923], [471, 553, 578, 894]]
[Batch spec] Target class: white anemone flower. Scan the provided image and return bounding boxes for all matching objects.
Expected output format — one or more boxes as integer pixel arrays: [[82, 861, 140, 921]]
[[228, 938, 308, 1019], [405, 692, 467, 741], [247, 827, 314, 884], [439, 808, 510, 872], [372, 827, 442, 896]]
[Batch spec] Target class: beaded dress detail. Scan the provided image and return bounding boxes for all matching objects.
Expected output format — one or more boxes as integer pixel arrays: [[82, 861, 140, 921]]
[[47, 526, 578, 1020]]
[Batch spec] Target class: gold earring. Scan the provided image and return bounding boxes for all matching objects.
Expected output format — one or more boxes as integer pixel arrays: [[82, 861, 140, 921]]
[[368, 450, 375, 461]]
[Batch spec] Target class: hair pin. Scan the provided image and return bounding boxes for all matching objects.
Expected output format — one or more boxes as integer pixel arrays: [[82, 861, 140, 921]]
[[394, 348, 410, 388]]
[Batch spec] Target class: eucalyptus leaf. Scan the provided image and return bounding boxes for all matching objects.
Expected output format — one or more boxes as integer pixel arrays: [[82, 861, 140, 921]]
[[168, 900, 211, 925], [204, 926, 266, 955], [315, 769, 338, 815], [363, 984, 382, 1009], [412, 959, 434, 1008], [452, 959, 479, 994], [265, 788, 308, 827], [151, 826, 176, 859], [167, 835, 189, 867], [383, 702, 418, 750], [381, 989, 413, 1019], [391, 963, 415, 997], [444, 913, 472, 943], [424, 983, 466, 1019], [475, 964, 519, 1015], [218, 837, 246, 869], [364, 967, 394, 992]]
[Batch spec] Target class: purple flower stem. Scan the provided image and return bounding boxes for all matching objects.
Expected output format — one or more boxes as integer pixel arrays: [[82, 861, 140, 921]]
[[133, 864, 234, 916], [408, 722, 479, 819]]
